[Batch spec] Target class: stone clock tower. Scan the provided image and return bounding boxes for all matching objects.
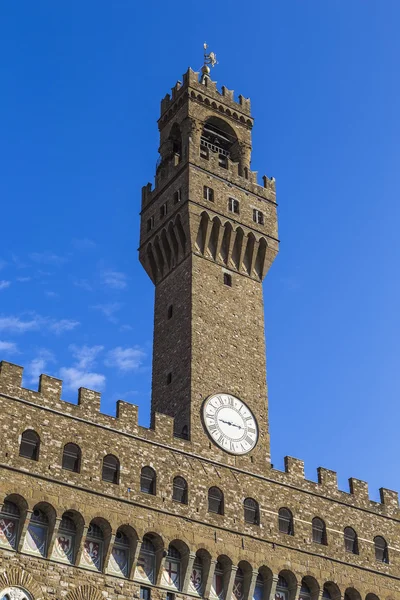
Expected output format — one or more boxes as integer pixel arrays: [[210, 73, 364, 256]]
[[139, 61, 279, 470]]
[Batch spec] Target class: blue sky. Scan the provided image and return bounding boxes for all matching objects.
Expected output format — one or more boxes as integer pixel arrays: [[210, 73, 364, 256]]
[[1, 2, 399, 500]]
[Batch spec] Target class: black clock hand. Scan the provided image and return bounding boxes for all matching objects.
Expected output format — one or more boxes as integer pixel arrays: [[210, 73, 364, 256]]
[[219, 419, 244, 430]]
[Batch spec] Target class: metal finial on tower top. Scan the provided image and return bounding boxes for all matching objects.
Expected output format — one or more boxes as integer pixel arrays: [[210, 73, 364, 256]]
[[201, 42, 217, 83]]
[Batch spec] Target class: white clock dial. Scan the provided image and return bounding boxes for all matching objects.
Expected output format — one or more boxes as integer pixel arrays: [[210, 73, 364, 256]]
[[203, 393, 258, 455]]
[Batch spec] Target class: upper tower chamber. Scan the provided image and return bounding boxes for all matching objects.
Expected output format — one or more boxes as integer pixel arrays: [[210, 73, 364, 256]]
[[139, 66, 279, 471]]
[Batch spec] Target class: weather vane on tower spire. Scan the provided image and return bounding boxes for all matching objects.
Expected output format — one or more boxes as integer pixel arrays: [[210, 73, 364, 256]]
[[200, 42, 217, 83]]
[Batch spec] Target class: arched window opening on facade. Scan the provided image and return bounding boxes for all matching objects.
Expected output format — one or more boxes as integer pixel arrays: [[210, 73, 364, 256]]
[[253, 574, 264, 600], [19, 430, 40, 461], [102, 454, 119, 484], [0, 588, 32, 600], [275, 575, 289, 600], [374, 536, 389, 563], [22, 508, 49, 557], [278, 508, 294, 535], [208, 487, 224, 515], [140, 467, 156, 495], [211, 561, 224, 599], [109, 528, 131, 577], [200, 117, 239, 162], [344, 527, 358, 554], [81, 522, 104, 571], [169, 123, 182, 161], [62, 443, 81, 473], [299, 582, 312, 600], [322, 588, 332, 600], [162, 544, 181, 590], [52, 512, 77, 564], [189, 554, 204, 596], [244, 498, 259, 525], [312, 517, 327, 545], [135, 535, 157, 584], [172, 476, 188, 504], [228, 198, 240, 214], [233, 567, 244, 600], [0, 501, 20, 550]]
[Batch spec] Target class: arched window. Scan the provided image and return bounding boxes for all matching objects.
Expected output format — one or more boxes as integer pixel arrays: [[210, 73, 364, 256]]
[[244, 498, 259, 525], [211, 561, 224, 599], [0, 588, 32, 600], [81, 522, 104, 571], [233, 567, 244, 600], [53, 512, 76, 564], [374, 535, 389, 563], [135, 535, 156, 584], [102, 454, 119, 484], [312, 517, 327, 544], [189, 554, 204, 595], [253, 574, 264, 600], [278, 508, 294, 535], [299, 582, 311, 600], [344, 527, 358, 554], [322, 588, 332, 600], [0, 501, 20, 550], [62, 443, 81, 473], [275, 575, 289, 600], [162, 544, 181, 590], [19, 430, 40, 461], [140, 467, 156, 494], [172, 476, 188, 504], [208, 487, 224, 515], [109, 528, 130, 577], [22, 508, 48, 557]]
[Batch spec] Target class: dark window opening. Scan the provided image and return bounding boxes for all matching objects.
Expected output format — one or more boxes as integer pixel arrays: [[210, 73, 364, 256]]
[[172, 476, 188, 504], [160, 203, 168, 218], [167, 372, 172, 385], [278, 508, 294, 535], [374, 536, 389, 563], [228, 198, 240, 214], [253, 209, 264, 225], [208, 487, 224, 514], [244, 498, 260, 525], [19, 430, 40, 461], [102, 454, 119, 484], [218, 154, 228, 169], [344, 527, 358, 554], [141, 466, 156, 495], [62, 443, 81, 473], [166, 594, 175, 600], [312, 517, 327, 545], [167, 305, 173, 319], [173, 189, 182, 204], [140, 587, 151, 600], [223, 273, 232, 287], [147, 216, 155, 232], [203, 186, 214, 202]]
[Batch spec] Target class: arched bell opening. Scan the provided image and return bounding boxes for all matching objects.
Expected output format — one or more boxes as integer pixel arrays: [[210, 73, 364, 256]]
[[201, 116, 240, 164]]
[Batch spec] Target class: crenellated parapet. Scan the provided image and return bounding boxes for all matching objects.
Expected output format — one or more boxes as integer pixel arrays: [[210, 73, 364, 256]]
[[0, 360, 398, 520]]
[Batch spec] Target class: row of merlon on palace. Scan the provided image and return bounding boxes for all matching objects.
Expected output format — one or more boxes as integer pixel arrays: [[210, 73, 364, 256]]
[[0, 497, 384, 600], [146, 184, 266, 233], [15, 430, 390, 565]]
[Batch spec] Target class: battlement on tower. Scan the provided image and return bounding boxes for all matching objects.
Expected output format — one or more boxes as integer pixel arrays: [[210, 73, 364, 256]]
[[0, 360, 398, 520], [159, 68, 252, 121]]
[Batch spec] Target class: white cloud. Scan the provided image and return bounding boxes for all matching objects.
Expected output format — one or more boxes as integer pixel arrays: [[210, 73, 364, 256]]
[[0, 314, 80, 335], [72, 238, 97, 250], [74, 279, 93, 291], [92, 303, 122, 323], [105, 346, 146, 372], [30, 252, 67, 266], [0, 316, 41, 333], [59, 367, 106, 391], [0, 341, 19, 354], [101, 270, 128, 290], [69, 344, 104, 370], [26, 349, 55, 383], [16, 277, 32, 283], [49, 319, 80, 334], [0, 281, 11, 290]]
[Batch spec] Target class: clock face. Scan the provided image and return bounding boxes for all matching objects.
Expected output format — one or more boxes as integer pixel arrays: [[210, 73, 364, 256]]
[[203, 393, 258, 455]]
